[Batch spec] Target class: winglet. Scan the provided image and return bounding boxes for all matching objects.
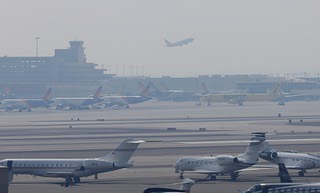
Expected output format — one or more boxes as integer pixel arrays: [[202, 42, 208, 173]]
[[42, 88, 52, 101]]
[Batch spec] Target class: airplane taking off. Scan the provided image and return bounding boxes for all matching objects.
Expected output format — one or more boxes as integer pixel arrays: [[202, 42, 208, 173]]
[[0, 88, 52, 112], [164, 38, 194, 47], [52, 86, 102, 110], [173, 135, 266, 180], [0, 138, 144, 187], [255, 132, 320, 177]]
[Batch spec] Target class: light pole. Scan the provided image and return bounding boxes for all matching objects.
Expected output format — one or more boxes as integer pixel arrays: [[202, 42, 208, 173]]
[[35, 37, 40, 59]]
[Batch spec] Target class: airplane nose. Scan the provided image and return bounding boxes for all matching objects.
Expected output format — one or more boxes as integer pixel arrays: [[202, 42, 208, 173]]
[[173, 159, 182, 171]]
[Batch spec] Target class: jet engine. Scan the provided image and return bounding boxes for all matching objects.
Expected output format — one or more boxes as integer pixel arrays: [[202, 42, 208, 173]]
[[259, 151, 278, 160], [215, 155, 239, 166]]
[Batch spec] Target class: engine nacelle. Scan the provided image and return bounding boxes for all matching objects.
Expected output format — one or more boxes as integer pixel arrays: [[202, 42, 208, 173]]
[[215, 155, 239, 166], [259, 151, 278, 160]]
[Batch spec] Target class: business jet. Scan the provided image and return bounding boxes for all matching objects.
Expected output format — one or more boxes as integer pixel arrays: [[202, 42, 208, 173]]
[[164, 38, 194, 47], [143, 178, 195, 193], [0, 137, 144, 187], [173, 135, 266, 181], [255, 132, 320, 177], [241, 163, 320, 193], [0, 88, 52, 112], [53, 86, 102, 110]]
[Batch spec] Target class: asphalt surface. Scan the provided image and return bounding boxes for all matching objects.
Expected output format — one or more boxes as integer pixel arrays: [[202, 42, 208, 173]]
[[2, 100, 320, 193]]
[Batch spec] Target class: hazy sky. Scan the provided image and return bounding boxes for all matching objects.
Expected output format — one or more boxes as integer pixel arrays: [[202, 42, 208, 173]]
[[1, 1, 319, 77]]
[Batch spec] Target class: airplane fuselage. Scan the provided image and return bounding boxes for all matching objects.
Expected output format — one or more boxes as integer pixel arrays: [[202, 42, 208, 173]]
[[0, 158, 130, 178], [264, 151, 320, 170], [53, 97, 101, 109], [174, 156, 253, 174], [0, 99, 52, 111]]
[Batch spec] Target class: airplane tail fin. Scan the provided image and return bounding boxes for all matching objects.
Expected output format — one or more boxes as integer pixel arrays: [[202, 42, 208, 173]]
[[138, 83, 151, 98], [269, 83, 281, 97], [99, 138, 144, 163], [148, 82, 159, 93], [201, 82, 209, 95], [138, 82, 147, 95], [238, 135, 266, 164], [164, 39, 172, 47], [42, 88, 52, 101], [278, 163, 292, 183], [93, 86, 102, 99]]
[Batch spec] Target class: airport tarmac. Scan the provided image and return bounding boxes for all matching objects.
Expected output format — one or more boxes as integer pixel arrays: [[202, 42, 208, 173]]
[[2, 100, 320, 193]]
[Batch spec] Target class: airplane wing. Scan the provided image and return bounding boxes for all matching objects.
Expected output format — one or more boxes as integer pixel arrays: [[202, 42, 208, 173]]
[[33, 167, 84, 177], [182, 169, 219, 174], [239, 167, 274, 172], [252, 164, 303, 170]]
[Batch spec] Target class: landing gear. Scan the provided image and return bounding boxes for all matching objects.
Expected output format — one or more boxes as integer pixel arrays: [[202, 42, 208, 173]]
[[230, 172, 239, 181], [179, 172, 184, 179], [73, 177, 81, 183], [63, 177, 74, 187], [298, 171, 305, 177], [206, 174, 216, 181], [27, 108, 31, 112]]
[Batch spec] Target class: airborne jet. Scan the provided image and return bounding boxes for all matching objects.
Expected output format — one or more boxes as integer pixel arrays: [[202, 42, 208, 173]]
[[0, 137, 144, 187], [164, 38, 194, 47]]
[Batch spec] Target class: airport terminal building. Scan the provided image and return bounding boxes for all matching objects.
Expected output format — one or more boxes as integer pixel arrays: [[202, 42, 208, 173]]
[[0, 41, 110, 97], [0, 41, 107, 84], [0, 40, 319, 98]]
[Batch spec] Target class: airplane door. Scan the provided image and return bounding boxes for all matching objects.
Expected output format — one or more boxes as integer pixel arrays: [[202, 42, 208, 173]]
[[6, 160, 13, 171]]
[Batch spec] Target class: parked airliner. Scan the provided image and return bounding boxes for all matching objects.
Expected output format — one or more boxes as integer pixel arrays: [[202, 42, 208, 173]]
[[52, 86, 102, 110], [173, 135, 266, 180], [200, 83, 283, 106], [255, 132, 320, 177], [0, 137, 144, 187], [0, 88, 52, 112], [101, 83, 151, 108]]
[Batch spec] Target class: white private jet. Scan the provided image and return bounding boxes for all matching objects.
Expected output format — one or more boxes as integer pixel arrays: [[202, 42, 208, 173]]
[[0, 137, 144, 187], [173, 135, 266, 181], [255, 132, 320, 177]]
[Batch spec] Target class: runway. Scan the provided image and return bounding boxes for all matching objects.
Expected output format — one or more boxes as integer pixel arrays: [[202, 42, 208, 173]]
[[2, 101, 320, 193]]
